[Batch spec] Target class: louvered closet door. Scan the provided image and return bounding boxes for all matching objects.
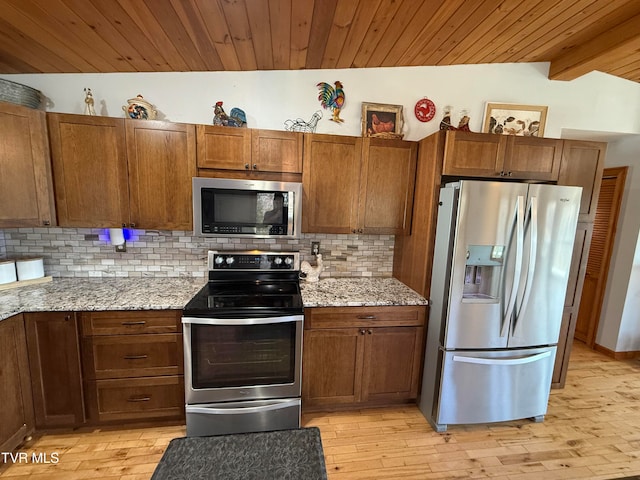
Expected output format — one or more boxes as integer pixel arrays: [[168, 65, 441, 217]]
[[574, 168, 627, 344]]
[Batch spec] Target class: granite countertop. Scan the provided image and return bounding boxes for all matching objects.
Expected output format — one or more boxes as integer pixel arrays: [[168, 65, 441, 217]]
[[0, 276, 427, 321], [300, 277, 427, 307]]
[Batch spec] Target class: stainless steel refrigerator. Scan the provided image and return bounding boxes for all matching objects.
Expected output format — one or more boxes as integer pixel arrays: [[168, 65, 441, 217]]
[[419, 180, 581, 432]]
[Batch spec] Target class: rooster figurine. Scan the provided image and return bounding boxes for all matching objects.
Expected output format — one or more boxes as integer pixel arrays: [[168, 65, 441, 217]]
[[300, 254, 324, 283], [212, 101, 246, 127], [317, 81, 345, 122]]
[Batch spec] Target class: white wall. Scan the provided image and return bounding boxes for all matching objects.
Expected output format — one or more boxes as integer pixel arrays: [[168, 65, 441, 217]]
[[3, 63, 640, 141], [598, 135, 640, 351]]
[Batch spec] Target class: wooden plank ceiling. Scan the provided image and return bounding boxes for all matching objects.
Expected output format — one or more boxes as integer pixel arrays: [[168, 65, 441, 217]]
[[0, 0, 639, 83]]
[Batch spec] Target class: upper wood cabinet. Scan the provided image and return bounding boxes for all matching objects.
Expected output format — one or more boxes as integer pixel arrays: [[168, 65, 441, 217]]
[[126, 120, 196, 230], [196, 125, 302, 177], [303, 134, 417, 235], [48, 114, 129, 227], [0, 101, 56, 228], [442, 131, 562, 181], [48, 113, 196, 230], [24, 311, 85, 428], [557, 140, 606, 223], [0, 314, 35, 453]]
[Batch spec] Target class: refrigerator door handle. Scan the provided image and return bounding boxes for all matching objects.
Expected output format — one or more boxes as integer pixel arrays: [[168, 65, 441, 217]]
[[514, 196, 538, 334], [452, 350, 551, 366], [502, 195, 524, 337]]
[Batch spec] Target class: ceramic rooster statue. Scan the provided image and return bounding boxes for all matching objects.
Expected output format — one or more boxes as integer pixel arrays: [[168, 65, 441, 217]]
[[316, 81, 345, 122], [212, 101, 246, 127], [300, 254, 324, 283]]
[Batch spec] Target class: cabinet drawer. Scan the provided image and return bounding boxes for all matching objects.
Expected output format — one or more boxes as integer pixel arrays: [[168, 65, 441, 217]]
[[85, 376, 184, 423], [305, 306, 426, 329], [83, 334, 183, 379], [82, 310, 180, 336]]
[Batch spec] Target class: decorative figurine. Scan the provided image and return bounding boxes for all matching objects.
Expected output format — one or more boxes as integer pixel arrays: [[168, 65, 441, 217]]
[[300, 254, 324, 283], [317, 81, 345, 123], [212, 101, 246, 127], [284, 110, 322, 132], [439, 106, 472, 132], [122, 94, 157, 120], [84, 88, 96, 115]]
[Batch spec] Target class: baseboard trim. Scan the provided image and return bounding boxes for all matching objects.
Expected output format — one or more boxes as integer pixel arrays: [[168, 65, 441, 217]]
[[594, 343, 640, 360]]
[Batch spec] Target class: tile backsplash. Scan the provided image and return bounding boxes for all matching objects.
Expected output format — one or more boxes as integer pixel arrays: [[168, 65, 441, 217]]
[[1, 228, 394, 278]]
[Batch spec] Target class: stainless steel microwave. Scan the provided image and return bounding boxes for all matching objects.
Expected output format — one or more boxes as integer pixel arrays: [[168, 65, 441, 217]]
[[192, 177, 302, 238]]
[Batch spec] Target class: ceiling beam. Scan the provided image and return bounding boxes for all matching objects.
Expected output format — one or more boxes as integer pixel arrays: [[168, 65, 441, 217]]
[[549, 13, 640, 81]]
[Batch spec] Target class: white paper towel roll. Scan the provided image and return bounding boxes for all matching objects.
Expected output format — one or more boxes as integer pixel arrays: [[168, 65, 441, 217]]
[[109, 228, 126, 246], [0, 260, 17, 284], [16, 257, 44, 281]]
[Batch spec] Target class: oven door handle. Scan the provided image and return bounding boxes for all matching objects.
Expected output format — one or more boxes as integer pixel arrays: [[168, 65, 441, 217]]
[[186, 399, 300, 415], [182, 315, 303, 326]]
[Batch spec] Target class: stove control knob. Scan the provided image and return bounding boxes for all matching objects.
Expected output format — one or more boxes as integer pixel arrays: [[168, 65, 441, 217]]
[[284, 257, 293, 266], [225, 257, 235, 265], [214, 256, 225, 265], [274, 257, 283, 265]]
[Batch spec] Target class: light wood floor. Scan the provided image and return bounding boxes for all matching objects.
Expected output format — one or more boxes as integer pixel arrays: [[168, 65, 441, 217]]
[[2, 341, 640, 480]]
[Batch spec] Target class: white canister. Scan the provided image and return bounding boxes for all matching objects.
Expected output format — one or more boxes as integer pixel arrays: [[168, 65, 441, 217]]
[[16, 257, 44, 281], [0, 260, 17, 284]]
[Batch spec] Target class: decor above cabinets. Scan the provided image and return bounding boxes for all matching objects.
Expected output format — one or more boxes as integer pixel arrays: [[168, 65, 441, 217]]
[[302, 134, 417, 235], [0, 101, 56, 228], [47, 113, 196, 230]]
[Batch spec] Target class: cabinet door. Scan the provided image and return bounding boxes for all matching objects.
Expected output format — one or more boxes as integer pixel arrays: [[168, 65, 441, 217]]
[[0, 315, 34, 452], [504, 136, 562, 181], [558, 140, 606, 222], [196, 124, 251, 171], [252, 129, 302, 173], [442, 131, 505, 177], [25, 312, 85, 428], [48, 113, 129, 227], [126, 120, 196, 230], [0, 102, 55, 228], [359, 138, 417, 235], [302, 134, 361, 233], [361, 326, 424, 403], [302, 328, 364, 407]]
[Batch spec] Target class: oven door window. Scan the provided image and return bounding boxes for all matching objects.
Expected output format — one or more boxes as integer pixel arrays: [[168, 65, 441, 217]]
[[191, 323, 296, 389]]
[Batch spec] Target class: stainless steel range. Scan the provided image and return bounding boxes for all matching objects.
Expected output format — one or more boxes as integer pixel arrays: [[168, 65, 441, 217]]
[[182, 250, 303, 437]]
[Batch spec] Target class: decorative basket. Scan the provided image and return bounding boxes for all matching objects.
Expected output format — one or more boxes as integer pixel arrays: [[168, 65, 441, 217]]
[[0, 78, 42, 109]]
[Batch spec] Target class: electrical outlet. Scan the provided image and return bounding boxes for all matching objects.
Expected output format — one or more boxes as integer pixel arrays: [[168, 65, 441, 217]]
[[115, 244, 127, 253], [311, 242, 320, 255]]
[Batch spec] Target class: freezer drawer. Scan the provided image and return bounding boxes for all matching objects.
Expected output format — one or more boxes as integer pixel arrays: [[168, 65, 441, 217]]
[[434, 347, 556, 431]]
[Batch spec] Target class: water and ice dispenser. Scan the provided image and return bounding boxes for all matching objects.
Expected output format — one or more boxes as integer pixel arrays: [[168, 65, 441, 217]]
[[463, 245, 504, 301]]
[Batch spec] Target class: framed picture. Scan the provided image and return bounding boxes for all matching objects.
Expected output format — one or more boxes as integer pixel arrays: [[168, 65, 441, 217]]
[[482, 103, 548, 137], [361, 102, 404, 138]]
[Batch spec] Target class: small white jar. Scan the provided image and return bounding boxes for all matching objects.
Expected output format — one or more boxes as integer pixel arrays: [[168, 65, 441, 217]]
[[16, 257, 44, 281], [0, 259, 17, 284]]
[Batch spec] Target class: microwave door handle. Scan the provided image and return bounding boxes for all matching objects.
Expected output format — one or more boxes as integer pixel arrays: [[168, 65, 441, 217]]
[[502, 195, 524, 338], [513, 196, 538, 335]]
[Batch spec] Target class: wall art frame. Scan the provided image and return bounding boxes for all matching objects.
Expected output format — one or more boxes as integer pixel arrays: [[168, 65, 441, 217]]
[[482, 102, 548, 137], [361, 102, 404, 138]]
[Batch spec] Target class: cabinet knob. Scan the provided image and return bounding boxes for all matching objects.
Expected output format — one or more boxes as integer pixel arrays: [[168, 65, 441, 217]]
[[367, 329, 373, 335], [129, 223, 136, 228], [253, 164, 258, 170], [64, 314, 71, 321], [506, 171, 512, 177], [359, 329, 366, 335], [245, 163, 250, 170], [122, 223, 127, 228], [498, 171, 505, 177], [42, 220, 51, 226], [358, 229, 364, 234], [352, 229, 357, 234]]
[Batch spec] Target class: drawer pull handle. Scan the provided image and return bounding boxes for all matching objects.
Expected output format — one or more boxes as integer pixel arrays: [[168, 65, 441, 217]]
[[121, 321, 146, 326], [124, 355, 148, 360], [127, 396, 151, 402], [357, 315, 376, 320]]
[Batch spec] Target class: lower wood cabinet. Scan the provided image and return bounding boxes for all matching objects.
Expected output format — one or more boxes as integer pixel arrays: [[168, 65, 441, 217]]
[[24, 312, 85, 428], [0, 315, 35, 452], [302, 306, 426, 410], [80, 310, 184, 424]]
